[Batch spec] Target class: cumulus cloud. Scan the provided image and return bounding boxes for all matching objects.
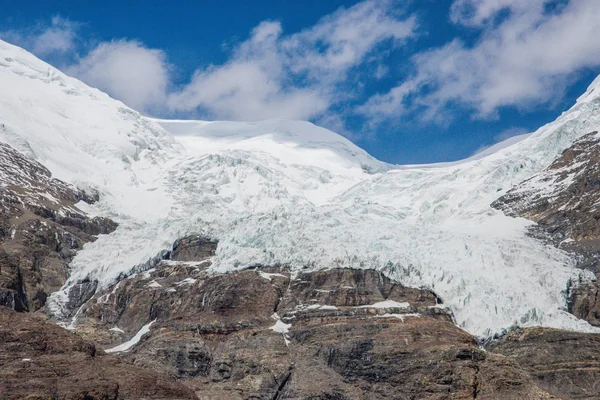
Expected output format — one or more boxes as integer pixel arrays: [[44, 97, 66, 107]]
[[9, 0, 597, 146], [167, 0, 416, 120], [361, 0, 600, 125], [3, 1, 415, 124], [0, 16, 78, 57], [167, 21, 330, 120], [67, 41, 171, 113]]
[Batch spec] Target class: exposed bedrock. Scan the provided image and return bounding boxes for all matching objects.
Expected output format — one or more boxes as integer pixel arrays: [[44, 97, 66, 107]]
[[72, 239, 561, 399], [489, 327, 600, 400], [0, 307, 198, 399], [0, 142, 117, 313], [0, 143, 198, 399], [493, 131, 600, 327]]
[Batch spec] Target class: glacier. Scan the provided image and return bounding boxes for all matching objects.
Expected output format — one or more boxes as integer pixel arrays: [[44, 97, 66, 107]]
[[1, 39, 600, 337]]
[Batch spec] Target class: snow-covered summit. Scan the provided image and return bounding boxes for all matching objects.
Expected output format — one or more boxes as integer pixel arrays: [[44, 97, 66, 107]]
[[2, 39, 600, 337], [577, 74, 600, 105], [153, 118, 390, 206], [154, 118, 389, 173], [0, 40, 175, 221]]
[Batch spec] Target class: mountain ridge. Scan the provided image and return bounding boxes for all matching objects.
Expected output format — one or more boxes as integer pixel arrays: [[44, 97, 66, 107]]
[[1, 39, 600, 337]]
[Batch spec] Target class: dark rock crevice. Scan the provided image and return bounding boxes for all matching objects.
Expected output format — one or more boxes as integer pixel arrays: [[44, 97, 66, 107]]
[[271, 366, 294, 400]]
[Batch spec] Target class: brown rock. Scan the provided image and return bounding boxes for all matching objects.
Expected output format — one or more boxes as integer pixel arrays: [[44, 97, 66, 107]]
[[170, 235, 218, 262], [492, 131, 600, 326], [75, 262, 552, 399], [489, 327, 600, 399], [0, 306, 197, 399], [0, 142, 117, 312]]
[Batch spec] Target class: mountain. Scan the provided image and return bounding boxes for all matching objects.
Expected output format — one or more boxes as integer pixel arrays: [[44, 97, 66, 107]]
[[2, 39, 600, 399], [3, 39, 600, 337]]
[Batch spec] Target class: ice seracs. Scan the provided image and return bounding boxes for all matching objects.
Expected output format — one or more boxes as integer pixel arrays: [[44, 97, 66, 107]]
[[1, 39, 600, 337]]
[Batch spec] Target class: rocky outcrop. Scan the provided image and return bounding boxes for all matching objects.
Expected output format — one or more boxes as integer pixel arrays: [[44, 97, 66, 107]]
[[490, 131, 600, 399], [493, 131, 600, 326], [73, 248, 555, 399], [0, 142, 117, 312], [0, 146, 209, 399], [569, 282, 600, 326], [492, 131, 600, 259], [170, 235, 218, 262], [3, 133, 600, 398], [0, 306, 198, 399], [489, 327, 600, 399]]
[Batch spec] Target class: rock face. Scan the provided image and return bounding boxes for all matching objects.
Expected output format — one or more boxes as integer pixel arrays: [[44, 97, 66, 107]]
[[492, 131, 600, 261], [73, 240, 555, 399], [0, 306, 198, 399], [570, 282, 600, 327], [0, 143, 199, 399], [489, 327, 600, 400], [492, 131, 600, 326], [171, 235, 218, 262], [0, 142, 117, 312], [3, 133, 600, 398], [489, 131, 600, 400]]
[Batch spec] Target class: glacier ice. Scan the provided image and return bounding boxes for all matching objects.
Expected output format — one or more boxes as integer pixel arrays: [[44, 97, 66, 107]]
[[2, 39, 600, 337]]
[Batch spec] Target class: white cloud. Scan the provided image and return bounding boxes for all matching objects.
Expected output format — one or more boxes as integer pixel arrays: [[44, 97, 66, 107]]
[[0, 16, 78, 57], [449, 0, 547, 27], [361, 0, 600, 124], [4, 1, 415, 123], [67, 40, 171, 113], [166, 21, 330, 120], [168, 0, 416, 120]]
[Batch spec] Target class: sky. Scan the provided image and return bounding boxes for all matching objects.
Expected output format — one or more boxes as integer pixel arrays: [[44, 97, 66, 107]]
[[1, 0, 600, 164]]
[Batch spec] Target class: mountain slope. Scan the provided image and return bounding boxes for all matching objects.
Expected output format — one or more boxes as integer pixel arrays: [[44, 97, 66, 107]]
[[0, 141, 117, 313], [2, 39, 600, 338]]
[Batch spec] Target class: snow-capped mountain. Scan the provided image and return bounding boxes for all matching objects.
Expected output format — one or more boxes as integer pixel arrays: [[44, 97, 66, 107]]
[[2, 39, 600, 338]]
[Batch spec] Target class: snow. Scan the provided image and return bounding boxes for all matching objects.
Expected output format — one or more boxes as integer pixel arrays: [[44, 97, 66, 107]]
[[269, 317, 292, 346], [577, 74, 600, 104], [2, 39, 600, 338], [258, 271, 287, 281], [109, 327, 125, 333], [175, 278, 197, 286], [305, 304, 339, 311], [104, 320, 156, 353], [270, 319, 292, 334], [358, 300, 410, 309], [290, 304, 339, 313], [375, 313, 421, 322]]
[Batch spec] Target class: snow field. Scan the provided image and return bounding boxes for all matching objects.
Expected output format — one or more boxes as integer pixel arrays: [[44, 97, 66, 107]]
[[2, 39, 600, 337]]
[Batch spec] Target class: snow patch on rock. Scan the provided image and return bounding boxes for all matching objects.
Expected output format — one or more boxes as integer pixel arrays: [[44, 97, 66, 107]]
[[105, 320, 156, 353]]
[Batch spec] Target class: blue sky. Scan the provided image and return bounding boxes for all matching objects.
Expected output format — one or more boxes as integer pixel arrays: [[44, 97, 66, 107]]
[[2, 0, 600, 164]]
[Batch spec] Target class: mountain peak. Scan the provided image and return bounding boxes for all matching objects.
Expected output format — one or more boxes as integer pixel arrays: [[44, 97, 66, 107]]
[[2, 41, 600, 338], [577, 74, 600, 104]]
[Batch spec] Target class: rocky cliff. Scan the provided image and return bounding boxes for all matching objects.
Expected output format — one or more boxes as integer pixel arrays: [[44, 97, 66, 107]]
[[63, 235, 595, 400], [0, 143, 198, 399], [2, 38, 600, 399], [493, 131, 600, 327], [0, 141, 116, 313]]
